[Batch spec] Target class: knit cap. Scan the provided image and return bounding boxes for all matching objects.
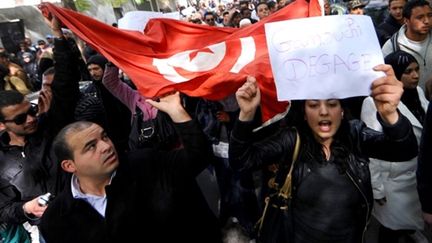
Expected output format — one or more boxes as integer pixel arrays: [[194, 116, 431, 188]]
[[86, 54, 108, 70]]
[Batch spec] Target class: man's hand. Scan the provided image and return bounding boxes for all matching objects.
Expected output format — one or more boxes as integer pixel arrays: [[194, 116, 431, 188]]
[[37, 89, 52, 115], [371, 64, 403, 125], [23, 197, 48, 218], [146, 91, 191, 123], [38, 4, 63, 38]]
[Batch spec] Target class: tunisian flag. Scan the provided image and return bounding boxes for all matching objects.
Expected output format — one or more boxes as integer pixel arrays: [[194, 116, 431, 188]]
[[40, 0, 321, 122]]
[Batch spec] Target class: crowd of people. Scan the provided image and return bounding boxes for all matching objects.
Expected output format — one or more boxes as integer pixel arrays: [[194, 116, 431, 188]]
[[0, 0, 432, 242]]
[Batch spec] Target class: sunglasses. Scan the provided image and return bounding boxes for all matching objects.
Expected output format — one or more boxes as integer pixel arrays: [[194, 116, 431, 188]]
[[205, 18, 215, 22], [1, 104, 38, 125]]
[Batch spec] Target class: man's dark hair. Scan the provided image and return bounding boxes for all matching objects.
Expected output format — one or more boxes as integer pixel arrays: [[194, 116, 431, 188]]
[[256, 1, 269, 9], [239, 0, 249, 7], [240, 7, 251, 15], [53, 121, 94, 162], [268, 1, 277, 10], [204, 11, 215, 19], [388, 0, 406, 7], [223, 11, 230, 17], [0, 90, 25, 120], [403, 0, 430, 19]]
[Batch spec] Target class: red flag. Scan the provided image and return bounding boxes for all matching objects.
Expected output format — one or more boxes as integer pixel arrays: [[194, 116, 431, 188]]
[[40, 0, 321, 122]]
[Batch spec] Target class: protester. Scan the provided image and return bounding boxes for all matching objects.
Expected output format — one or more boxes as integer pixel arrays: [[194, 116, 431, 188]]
[[376, 0, 406, 46], [0, 13, 81, 242], [229, 64, 418, 242], [39, 91, 222, 243], [361, 51, 428, 243], [229, 10, 242, 27], [204, 12, 219, 26], [21, 52, 39, 89], [16, 40, 36, 66], [81, 54, 131, 153], [256, 1, 270, 20], [382, 0, 432, 94], [323, 0, 331, 15], [347, 0, 367, 15]]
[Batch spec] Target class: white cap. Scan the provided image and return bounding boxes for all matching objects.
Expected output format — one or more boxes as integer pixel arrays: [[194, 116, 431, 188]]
[[239, 18, 252, 28]]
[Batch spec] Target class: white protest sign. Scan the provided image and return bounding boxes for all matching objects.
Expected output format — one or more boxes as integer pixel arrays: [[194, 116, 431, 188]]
[[118, 11, 180, 32], [265, 15, 384, 101]]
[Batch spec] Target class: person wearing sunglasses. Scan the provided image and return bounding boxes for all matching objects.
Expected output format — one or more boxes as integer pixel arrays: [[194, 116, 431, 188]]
[[204, 12, 218, 26], [1, 102, 38, 125], [0, 13, 81, 242]]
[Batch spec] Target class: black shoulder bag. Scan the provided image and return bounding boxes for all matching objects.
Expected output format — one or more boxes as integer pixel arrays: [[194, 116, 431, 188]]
[[129, 108, 178, 151], [255, 130, 301, 243]]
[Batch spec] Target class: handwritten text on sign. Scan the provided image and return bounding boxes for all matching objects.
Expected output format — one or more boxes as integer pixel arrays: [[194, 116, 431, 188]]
[[265, 15, 384, 100]]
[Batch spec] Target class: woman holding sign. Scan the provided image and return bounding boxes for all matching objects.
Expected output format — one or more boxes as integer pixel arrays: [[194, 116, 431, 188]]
[[229, 64, 418, 243]]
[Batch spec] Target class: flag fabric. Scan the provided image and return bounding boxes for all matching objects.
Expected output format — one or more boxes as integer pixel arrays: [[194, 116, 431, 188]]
[[40, 0, 321, 122]]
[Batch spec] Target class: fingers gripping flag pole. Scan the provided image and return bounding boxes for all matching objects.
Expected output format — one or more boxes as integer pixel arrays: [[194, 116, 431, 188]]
[[39, 0, 322, 122]]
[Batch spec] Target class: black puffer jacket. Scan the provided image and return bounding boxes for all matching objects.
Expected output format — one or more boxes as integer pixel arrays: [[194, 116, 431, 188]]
[[229, 113, 417, 242]]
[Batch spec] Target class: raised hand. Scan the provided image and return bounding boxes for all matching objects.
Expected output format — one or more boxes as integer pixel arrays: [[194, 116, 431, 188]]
[[146, 91, 191, 123], [38, 4, 63, 38], [37, 89, 52, 115], [236, 76, 261, 121], [371, 64, 403, 125]]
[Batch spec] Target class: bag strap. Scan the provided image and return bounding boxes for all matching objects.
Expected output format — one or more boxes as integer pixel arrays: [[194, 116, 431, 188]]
[[256, 129, 301, 234], [278, 129, 301, 199]]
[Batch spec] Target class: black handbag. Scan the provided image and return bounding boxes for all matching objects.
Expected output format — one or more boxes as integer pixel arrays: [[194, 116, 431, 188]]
[[129, 108, 178, 150], [255, 130, 301, 243]]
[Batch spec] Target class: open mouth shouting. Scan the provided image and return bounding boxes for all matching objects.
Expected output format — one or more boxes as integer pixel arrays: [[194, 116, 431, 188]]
[[318, 120, 332, 133]]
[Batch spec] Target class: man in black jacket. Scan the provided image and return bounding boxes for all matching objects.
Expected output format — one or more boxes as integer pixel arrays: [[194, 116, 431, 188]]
[[39, 92, 222, 243], [376, 0, 406, 46], [0, 15, 80, 234]]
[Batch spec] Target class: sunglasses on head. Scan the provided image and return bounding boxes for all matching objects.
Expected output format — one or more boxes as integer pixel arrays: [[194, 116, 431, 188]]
[[1, 104, 38, 125]]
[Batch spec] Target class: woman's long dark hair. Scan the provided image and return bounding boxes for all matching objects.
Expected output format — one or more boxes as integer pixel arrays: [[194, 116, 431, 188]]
[[285, 100, 356, 173]]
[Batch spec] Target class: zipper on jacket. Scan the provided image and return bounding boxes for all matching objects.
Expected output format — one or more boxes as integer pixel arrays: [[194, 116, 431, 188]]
[[346, 171, 370, 243]]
